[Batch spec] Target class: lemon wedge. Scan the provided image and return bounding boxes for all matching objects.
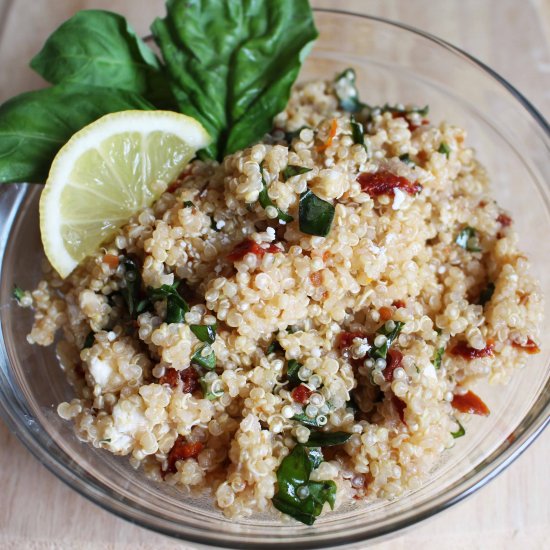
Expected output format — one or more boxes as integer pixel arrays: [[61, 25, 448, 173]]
[[39, 110, 210, 278]]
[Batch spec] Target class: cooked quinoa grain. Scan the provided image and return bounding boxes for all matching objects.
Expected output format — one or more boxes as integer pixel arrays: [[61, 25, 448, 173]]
[[26, 76, 543, 522]]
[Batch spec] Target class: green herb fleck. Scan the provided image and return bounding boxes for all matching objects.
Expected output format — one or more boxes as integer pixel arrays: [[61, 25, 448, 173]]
[[399, 153, 415, 166], [478, 282, 495, 306], [369, 321, 405, 360], [83, 331, 95, 350], [299, 189, 335, 237], [433, 346, 445, 369], [456, 226, 482, 252], [190, 324, 217, 344], [303, 431, 351, 447], [272, 444, 336, 525], [266, 339, 283, 355], [438, 142, 451, 157], [183, 201, 194, 208], [147, 281, 190, 324], [200, 376, 223, 400], [12, 285, 25, 304], [379, 103, 429, 117], [192, 344, 216, 370], [282, 164, 312, 181], [286, 359, 302, 388], [451, 421, 465, 439]]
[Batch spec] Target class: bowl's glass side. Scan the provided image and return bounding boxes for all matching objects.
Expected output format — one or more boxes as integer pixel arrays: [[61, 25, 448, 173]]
[[0, 11, 549, 549]]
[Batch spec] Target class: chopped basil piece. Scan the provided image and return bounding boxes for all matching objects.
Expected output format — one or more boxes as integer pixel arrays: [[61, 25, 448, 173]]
[[121, 257, 142, 318], [399, 153, 415, 166], [200, 376, 223, 400], [282, 164, 312, 181], [286, 359, 302, 388], [350, 115, 365, 148], [333, 68, 365, 113], [303, 431, 351, 447], [299, 189, 335, 237], [272, 444, 336, 525], [183, 201, 194, 208], [478, 282, 495, 306], [82, 331, 95, 350], [438, 142, 451, 157], [190, 324, 217, 344], [456, 226, 482, 252], [379, 103, 429, 117], [284, 125, 310, 143], [259, 165, 294, 222], [12, 285, 25, 304], [369, 321, 405, 360], [433, 346, 445, 369], [292, 413, 321, 428], [147, 281, 190, 324], [451, 421, 465, 439], [192, 344, 216, 370]]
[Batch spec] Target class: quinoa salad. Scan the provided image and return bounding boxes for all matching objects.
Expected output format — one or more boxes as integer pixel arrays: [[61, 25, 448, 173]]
[[17, 71, 543, 524]]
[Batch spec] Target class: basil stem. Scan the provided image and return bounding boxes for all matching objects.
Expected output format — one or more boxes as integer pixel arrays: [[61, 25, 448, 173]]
[[282, 165, 312, 181], [299, 189, 335, 237], [369, 321, 405, 360], [303, 431, 351, 447], [192, 344, 216, 370], [190, 324, 217, 344], [272, 444, 336, 525], [456, 226, 482, 252], [451, 420, 465, 439]]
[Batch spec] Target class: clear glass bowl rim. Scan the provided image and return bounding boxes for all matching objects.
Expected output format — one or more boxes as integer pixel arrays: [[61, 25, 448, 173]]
[[0, 8, 548, 548]]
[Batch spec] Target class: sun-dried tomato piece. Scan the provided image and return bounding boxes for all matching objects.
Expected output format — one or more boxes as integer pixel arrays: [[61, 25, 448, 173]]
[[512, 337, 540, 354], [392, 300, 406, 309], [181, 367, 201, 393], [497, 213, 512, 227], [357, 170, 421, 197], [165, 436, 204, 474], [450, 339, 494, 360], [227, 239, 280, 262], [338, 331, 368, 350], [384, 349, 403, 382], [291, 384, 313, 404], [392, 395, 406, 423], [159, 368, 180, 388], [452, 390, 490, 416]]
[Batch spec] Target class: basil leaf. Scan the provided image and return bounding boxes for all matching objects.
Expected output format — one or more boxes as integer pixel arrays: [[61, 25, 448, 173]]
[[292, 413, 321, 428], [147, 281, 190, 324], [399, 153, 415, 166], [121, 257, 143, 318], [82, 331, 95, 350], [334, 68, 365, 113], [299, 190, 335, 237], [478, 282, 495, 306], [284, 125, 310, 143], [0, 84, 153, 184], [190, 324, 217, 344], [259, 166, 294, 222], [438, 142, 451, 157], [370, 321, 404, 360], [282, 165, 312, 181], [456, 226, 482, 252], [350, 115, 365, 147], [307, 480, 337, 511], [303, 431, 351, 447], [200, 376, 223, 400], [29, 10, 172, 107], [12, 285, 25, 304], [451, 420, 465, 439], [152, 0, 318, 160], [433, 346, 445, 370], [192, 344, 216, 370], [286, 359, 302, 388]]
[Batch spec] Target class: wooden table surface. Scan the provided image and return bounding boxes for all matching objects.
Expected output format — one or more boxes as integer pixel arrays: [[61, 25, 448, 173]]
[[0, 1, 548, 548]]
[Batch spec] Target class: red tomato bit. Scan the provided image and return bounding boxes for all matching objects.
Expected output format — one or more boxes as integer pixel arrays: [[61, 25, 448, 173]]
[[159, 368, 180, 388], [227, 239, 280, 262], [393, 300, 406, 309], [452, 390, 490, 416], [357, 170, 422, 197], [159, 367, 200, 393], [450, 339, 494, 360], [338, 331, 368, 350], [392, 395, 406, 423], [165, 436, 204, 474], [291, 384, 313, 404], [102, 254, 119, 269], [384, 349, 403, 382], [497, 213, 512, 227], [512, 337, 540, 355]]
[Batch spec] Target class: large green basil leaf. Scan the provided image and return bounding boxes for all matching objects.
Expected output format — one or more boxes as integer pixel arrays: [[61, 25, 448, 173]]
[[0, 84, 153, 184], [29, 10, 171, 106], [152, 0, 318, 160]]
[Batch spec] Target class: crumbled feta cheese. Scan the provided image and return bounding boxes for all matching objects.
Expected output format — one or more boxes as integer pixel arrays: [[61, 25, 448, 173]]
[[392, 188, 406, 210], [88, 357, 113, 387]]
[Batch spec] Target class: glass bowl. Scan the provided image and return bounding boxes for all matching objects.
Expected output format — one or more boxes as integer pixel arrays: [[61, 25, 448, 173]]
[[0, 9, 549, 549]]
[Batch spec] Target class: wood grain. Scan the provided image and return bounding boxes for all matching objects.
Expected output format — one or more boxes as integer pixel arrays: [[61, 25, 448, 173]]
[[0, 1, 548, 549]]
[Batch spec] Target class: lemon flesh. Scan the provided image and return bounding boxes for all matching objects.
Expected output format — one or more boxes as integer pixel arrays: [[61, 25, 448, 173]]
[[39, 111, 210, 278]]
